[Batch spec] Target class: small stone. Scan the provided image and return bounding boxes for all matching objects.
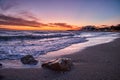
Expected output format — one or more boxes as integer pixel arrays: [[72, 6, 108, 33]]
[[20, 55, 38, 65], [0, 75, 4, 79], [42, 58, 73, 71], [0, 63, 2, 68]]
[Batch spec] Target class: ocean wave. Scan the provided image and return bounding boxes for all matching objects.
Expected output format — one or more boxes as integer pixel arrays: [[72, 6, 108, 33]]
[[0, 33, 74, 41], [0, 31, 118, 60], [0, 37, 87, 60], [0, 31, 86, 60]]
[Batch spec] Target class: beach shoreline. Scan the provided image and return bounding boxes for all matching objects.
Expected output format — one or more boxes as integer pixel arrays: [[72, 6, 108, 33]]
[[0, 32, 119, 68], [0, 37, 120, 80]]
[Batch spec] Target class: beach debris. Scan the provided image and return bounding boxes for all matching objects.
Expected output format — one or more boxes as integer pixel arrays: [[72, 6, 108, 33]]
[[0, 63, 2, 68], [42, 58, 73, 71], [20, 55, 38, 65]]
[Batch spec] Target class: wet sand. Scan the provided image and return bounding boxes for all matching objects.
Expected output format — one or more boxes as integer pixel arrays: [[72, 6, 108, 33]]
[[0, 38, 120, 80]]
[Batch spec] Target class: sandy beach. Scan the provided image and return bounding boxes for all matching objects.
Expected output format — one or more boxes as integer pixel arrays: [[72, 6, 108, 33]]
[[0, 38, 120, 80], [0, 0, 120, 79]]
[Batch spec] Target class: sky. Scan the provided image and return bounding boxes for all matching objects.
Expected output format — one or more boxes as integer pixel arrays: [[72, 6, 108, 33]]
[[0, 0, 120, 30]]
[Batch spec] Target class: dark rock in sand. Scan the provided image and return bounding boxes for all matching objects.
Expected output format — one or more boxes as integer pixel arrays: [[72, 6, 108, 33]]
[[0, 63, 2, 68], [42, 58, 73, 71], [0, 75, 4, 80], [20, 55, 38, 65]]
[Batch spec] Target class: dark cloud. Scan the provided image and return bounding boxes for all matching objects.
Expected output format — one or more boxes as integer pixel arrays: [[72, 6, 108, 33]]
[[0, 14, 46, 27], [50, 23, 73, 28], [0, 14, 75, 29], [0, 14, 78, 30]]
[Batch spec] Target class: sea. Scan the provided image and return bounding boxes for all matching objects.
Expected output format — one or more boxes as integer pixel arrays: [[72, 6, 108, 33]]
[[0, 30, 119, 68]]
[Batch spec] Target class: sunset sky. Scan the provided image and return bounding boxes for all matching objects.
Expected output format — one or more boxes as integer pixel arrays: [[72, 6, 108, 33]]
[[0, 0, 120, 30]]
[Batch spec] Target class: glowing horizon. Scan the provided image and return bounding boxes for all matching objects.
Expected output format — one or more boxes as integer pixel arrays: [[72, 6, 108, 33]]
[[0, 0, 120, 30], [0, 24, 80, 31]]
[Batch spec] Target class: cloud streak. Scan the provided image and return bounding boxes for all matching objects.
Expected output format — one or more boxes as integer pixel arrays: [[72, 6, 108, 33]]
[[0, 14, 46, 27], [17, 10, 39, 21], [49, 23, 74, 28], [0, 14, 79, 30]]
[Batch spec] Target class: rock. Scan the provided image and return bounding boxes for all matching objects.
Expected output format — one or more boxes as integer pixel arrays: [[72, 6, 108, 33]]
[[42, 58, 73, 71], [0, 75, 4, 80], [20, 55, 38, 65], [0, 63, 2, 68]]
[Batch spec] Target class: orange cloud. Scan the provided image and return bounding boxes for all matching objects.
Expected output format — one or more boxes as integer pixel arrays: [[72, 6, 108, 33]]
[[48, 23, 80, 30], [0, 14, 80, 31]]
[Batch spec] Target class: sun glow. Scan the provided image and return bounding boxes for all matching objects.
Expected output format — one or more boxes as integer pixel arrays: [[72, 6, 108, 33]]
[[0, 25, 79, 31]]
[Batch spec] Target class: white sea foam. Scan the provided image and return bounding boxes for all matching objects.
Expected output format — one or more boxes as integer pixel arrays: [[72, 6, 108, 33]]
[[0, 31, 119, 68], [39, 32, 120, 60], [0, 31, 86, 60]]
